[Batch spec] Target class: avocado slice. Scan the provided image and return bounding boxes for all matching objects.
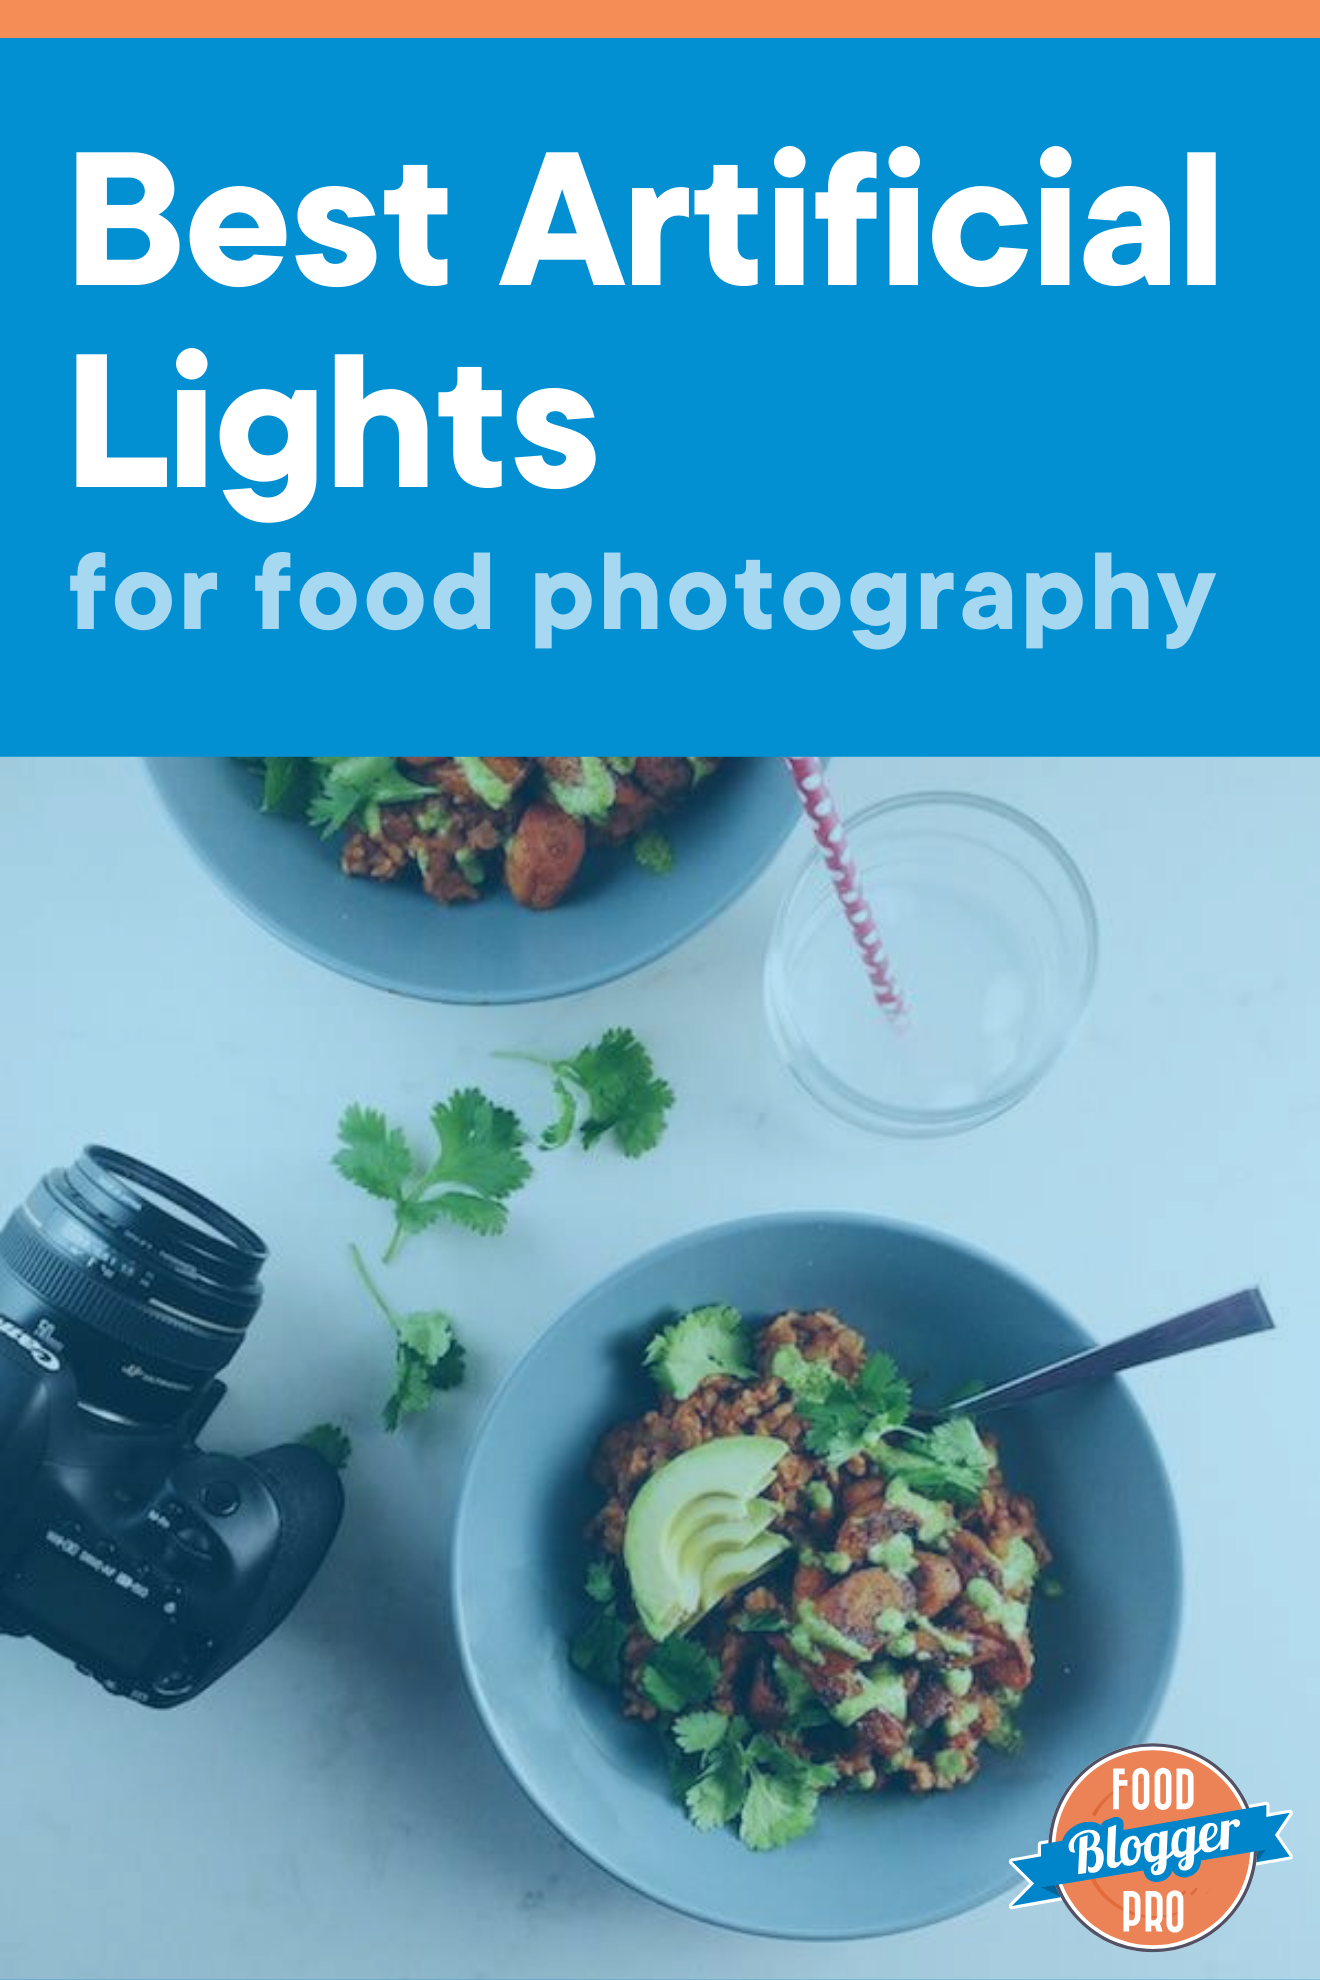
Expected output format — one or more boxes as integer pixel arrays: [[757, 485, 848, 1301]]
[[698, 1532, 792, 1611], [624, 1436, 790, 1641], [668, 1489, 761, 1558], [677, 1499, 778, 1583]]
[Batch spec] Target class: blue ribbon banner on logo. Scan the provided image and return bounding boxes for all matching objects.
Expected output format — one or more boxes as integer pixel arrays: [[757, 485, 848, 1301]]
[[1011, 1804, 1291, 1907]]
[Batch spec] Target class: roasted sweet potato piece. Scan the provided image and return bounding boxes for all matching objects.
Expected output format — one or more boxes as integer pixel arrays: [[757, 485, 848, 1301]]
[[792, 1560, 831, 1609], [633, 757, 694, 802], [909, 1674, 954, 1731], [746, 1657, 787, 1731], [911, 1551, 962, 1617], [851, 1707, 910, 1757], [835, 1503, 919, 1565], [981, 1634, 1033, 1691], [775, 1644, 859, 1714], [813, 1567, 916, 1654], [777, 1642, 911, 1753], [504, 803, 587, 909], [958, 1623, 1033, 1691], [948, 1529, 1003, 1583], [589, 778, 659, 844]]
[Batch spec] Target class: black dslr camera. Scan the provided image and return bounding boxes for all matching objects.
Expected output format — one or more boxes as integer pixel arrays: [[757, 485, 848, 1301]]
[[0, 1148, 343, 1706]]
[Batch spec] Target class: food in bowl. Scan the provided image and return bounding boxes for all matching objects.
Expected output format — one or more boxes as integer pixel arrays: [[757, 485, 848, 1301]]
[[249, 756, 721, 911], [571, 1303, 1051, 1852]]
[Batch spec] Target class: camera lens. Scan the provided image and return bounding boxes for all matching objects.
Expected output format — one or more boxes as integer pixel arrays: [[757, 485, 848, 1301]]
[[0, 1148, 267, 1424]]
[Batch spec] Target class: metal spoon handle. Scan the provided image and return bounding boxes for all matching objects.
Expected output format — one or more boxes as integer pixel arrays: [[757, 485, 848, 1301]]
[[942, 1288, 1274, 1419]]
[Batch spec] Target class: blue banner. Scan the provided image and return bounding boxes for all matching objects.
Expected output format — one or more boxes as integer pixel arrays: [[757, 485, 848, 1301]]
[[1011, 1803, 1291, 1907], [4, 36, 1318, 747]]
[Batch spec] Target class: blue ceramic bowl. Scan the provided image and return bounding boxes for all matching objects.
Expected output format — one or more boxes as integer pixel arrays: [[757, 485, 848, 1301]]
[[452, 1213, 1180, 1939], [145, 758, 800, 1005]]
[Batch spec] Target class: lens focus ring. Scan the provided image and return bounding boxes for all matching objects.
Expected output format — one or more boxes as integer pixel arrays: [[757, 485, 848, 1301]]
[[0, 1214, 238, 1375]]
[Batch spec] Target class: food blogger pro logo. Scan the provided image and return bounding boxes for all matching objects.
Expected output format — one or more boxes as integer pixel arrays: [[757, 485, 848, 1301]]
[[1011, 1744, 1291, 1948]]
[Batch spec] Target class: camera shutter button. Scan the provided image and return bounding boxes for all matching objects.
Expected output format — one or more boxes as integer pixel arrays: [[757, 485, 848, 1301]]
[[199, 1480, 241, 1518]]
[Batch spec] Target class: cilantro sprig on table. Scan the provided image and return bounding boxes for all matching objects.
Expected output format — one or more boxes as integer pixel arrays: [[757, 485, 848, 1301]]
[[299, 1422, 353, 1470], [335, 1092, 532, 1262], [501, 1029, 674, 1157], [331, 1029, 674, 1436], [350, 1244, 467, 1432]]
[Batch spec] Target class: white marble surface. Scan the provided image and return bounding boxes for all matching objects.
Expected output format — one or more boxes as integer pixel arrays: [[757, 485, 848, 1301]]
[[0, 756, 1313, 1980]]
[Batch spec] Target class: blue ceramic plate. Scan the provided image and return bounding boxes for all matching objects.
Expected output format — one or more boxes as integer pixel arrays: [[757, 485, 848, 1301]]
[[145, 758, 800, 1005], [452, 1214, 1181, 1939]]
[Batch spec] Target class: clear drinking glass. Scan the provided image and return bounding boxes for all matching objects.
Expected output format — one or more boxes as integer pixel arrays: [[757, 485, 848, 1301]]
[[764, 792, 1098, 1136]]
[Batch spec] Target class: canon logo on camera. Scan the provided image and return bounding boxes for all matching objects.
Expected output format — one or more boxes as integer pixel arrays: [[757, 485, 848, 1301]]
[[0, 1315, 61, 1372]]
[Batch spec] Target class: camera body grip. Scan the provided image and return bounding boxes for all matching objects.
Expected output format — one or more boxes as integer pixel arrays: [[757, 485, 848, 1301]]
[[0, 1328, 343, 1704]]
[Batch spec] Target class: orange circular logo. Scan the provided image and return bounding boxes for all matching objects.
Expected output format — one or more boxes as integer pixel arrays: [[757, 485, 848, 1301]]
[[1011, 1743, 1291, 1950]]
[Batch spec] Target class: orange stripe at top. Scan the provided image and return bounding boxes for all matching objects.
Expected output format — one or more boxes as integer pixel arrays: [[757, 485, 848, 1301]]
[[9, 0, 1318, 33]]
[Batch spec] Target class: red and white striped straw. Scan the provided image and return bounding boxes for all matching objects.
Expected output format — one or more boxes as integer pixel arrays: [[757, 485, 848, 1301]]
[[784, 757, 908, 1023]]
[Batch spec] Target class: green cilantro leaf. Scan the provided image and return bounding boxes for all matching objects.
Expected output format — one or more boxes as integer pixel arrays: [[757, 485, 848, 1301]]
[[383, 1349, 438, 1431], [258, 757, 316, 817], [772, 1655, 833, 1732], [644, 1304, 755, 1399], [665, 1740, 703, 1803], [392, 1306, 461, 1365], [879, 1417, 993, 1504], [772, 1346, 867, 1463], [857, 1350, 912, 1427], [334, 1091, 531, 1262], [684, 1732, 750, 1832], [584, 1559, 616, 1606], [739, 1737, 837, 1851], [573, 1030, 674, 1155], [672, 1709, 731, 1756], [503, 1028, 674, 1158], [570, 1559, 630, 1688], [770, 1343, 842, 1406], [306, 757, 436, 837], [428, 1089, 531, 1200], [984, 1707, 1025, 1755], [633, 828, 675, 875], [774, 1345, 912, 1468], [349, 1244, 466, 1432], [641, 1637, 720, 1714], [673, 1714, 836, 1850], [569, 1606, 630, 1689], [539, 1077, 579, 1152], [333, 1104, 416, 1204], [798, 1385, 874, 1468], [299, 1422, 352, 1471], [397, 1190, 510, 1239]]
